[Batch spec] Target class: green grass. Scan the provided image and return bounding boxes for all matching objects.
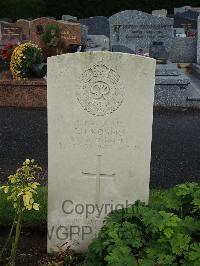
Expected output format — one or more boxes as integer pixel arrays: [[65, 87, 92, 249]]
[[0, 186, 47, 226], [0, 186, 165, 227]]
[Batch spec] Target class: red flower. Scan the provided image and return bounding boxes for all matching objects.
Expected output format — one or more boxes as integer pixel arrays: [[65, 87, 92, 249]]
[[1, 43, 14, 61], [7, 43, 13, 48], [2, 54, 7, 59]]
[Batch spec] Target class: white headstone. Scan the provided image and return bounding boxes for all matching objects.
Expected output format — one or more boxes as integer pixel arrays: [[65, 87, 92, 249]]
[[48, 52, 156, 252], [198, 16, 200, 64], [152, 9, 167, 17]]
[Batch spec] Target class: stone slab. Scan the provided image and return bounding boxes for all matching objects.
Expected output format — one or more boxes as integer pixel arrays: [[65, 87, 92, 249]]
[[155, 62, 181, 76]]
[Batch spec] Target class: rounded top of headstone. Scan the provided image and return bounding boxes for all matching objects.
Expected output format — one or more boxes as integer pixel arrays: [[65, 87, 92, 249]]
[[62, 15, 78, 22], [109, 10, 174, 26]]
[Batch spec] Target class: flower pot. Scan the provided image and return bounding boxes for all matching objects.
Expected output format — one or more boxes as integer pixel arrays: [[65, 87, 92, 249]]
[[30, 63, 47, 78]]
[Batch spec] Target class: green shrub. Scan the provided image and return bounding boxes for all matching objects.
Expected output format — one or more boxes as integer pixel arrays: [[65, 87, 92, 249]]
[[85, 183, 200, 266], [42, 24, 61, 46]]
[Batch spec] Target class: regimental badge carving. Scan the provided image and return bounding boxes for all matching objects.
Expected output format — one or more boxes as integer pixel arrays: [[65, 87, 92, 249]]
[[77, 64, 124, 116]]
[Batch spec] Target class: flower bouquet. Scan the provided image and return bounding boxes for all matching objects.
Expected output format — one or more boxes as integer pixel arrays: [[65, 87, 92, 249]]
[[10, 42, 44, 80], [0, 43, 14, 71]]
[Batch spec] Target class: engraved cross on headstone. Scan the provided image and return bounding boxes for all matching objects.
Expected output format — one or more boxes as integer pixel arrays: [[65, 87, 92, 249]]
[[82, 155, 115, 204]]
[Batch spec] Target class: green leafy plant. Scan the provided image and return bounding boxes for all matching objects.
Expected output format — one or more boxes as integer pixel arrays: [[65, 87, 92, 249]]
[[42, 24, 61, 46], [0, 159, 41, 266], [85, 183, 200, 266], [161, 183, 200, 219]]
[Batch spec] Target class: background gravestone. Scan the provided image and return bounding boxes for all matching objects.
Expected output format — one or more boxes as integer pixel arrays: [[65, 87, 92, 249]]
[[80, 24, 88, 46], [174, 6, 192, 14], [174, 10, 199, 30], [48, 52, 155, 252], [30, 17, 81, 51], [112, 44, 135, 54], [170, 37, 197, 63], [0, 22, 22, 45], [62, 14, 77, 22], [79, 16, 110, 37], [86, 35, 110, 51], [109, 10, 174, 53], [152, 9, 167, 17], [15, 19, 31, 41], [0, 18, 12, 23]]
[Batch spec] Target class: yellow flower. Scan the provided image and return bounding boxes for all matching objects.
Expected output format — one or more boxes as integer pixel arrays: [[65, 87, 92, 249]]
[[33, 203, 40, 211], [4, 187, 9, 193], [23, 191, 32, 207]]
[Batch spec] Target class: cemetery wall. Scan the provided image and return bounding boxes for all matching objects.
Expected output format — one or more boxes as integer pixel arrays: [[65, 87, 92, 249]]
[[0, 78, 46, 107], [170, 37, 197, 63]]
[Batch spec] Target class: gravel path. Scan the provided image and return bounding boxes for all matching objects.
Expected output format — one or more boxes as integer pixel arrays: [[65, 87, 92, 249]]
[[0, 107, 200, 188]]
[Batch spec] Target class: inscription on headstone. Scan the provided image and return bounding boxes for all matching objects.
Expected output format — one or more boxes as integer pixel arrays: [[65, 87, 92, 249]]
[[48, 52, 155, 252], [109, 10, 174, 53], [0, 22, 22, 45]]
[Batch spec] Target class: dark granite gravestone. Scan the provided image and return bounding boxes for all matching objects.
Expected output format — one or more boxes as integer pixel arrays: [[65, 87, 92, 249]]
[[112, 45, 135, 54], [149, 41, 169, 63], [170, 37, 197, 63], [109, 10, 174, 54], [174, 6, 192, 15], [86, 35, 109, 51], [174, 10, 200, 30], [79, 16, 110, 37], [80, 24, 88, 46]]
